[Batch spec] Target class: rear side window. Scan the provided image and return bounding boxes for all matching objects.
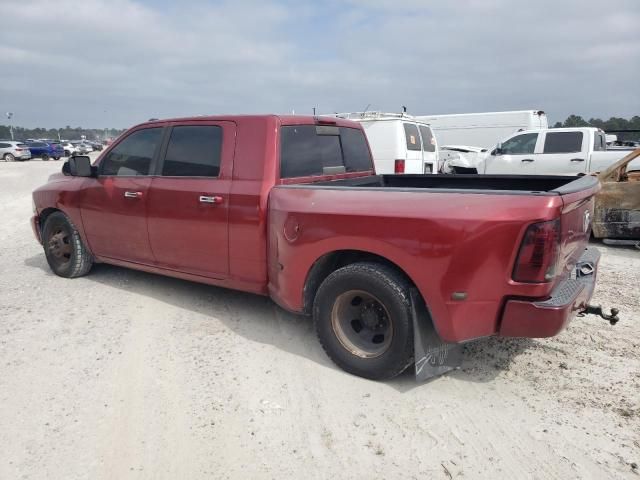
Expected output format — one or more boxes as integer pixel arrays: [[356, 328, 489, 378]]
[[543, 132, 583, 154], [501, 133, 538, 155], [162, 125, 222, 177], [0, 143, 9, 148], [419, 125, 435, 152], [593, 132, 606, 151], [403, 123, 421, 151], [101, 127, 162, 176], [280, 126, 372, 178]]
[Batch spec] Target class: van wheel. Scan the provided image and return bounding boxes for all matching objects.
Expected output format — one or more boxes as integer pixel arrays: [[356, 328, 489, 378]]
[[42, 212, 93, 278], [313, 262, 414, 380], [41, 153, 50, 161]]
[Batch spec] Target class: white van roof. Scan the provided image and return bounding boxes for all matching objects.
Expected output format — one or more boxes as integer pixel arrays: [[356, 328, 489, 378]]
[[333, 111, 433, 126]]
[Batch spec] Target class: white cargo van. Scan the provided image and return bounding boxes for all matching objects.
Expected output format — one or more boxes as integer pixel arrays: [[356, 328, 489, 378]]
[[415, 110, 548, 149], [334, 112, 440, 174]]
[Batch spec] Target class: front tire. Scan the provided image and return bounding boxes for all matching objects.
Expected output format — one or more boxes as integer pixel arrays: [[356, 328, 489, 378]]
[[313, 262, 414, 380], [42, 212, 93, 278]]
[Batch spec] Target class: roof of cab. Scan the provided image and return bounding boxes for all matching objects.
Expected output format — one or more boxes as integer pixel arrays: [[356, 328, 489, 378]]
[[133, 114, 362, 130]]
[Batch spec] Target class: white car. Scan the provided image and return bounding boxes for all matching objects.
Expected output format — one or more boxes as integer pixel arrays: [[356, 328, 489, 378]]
[[334, 112, 440, 174], [0, 140, 32, 161], [440, 145, 487, 174], [61, 142, 79, 157]]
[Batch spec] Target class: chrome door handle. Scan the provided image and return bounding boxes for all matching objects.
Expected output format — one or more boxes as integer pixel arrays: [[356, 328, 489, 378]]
[[199, 195, 223, 204], [570, 158, 585, 162], [124, 191, 142, 198], [521, 158, 534, 162]]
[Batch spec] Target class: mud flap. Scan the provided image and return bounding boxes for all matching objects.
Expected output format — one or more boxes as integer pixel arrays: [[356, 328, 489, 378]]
[[411, 289, 463, 381]]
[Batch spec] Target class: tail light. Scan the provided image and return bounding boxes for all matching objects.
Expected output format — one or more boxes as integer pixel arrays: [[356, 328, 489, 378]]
[[394, 159, 405, 174], [513, 219, 561, 283]]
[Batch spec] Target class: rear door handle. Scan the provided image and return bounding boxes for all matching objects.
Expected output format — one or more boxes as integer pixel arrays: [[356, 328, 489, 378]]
[[571, 158, 585, 162], [124, 191, 142, 198], [521, 158, 534, 162], [199, 195, 223, 204]]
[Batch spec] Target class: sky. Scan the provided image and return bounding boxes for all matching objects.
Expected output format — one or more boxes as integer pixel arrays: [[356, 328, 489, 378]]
[[0, 0, 638, 128]]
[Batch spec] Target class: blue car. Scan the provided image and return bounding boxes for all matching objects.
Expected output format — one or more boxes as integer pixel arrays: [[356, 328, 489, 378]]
[[26, 141, 65, 161]]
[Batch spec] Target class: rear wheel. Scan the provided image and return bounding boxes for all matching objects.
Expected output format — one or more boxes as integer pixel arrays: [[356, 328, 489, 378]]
[[41, 153, 50, 161], [313, 262, 414, 380], [3, 153, 14, 162], [54, 156, 61, 161], [42, 212, 93, 278]]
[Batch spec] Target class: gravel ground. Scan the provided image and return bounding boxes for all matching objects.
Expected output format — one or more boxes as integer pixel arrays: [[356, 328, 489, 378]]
[[1, 159, 638, 479]]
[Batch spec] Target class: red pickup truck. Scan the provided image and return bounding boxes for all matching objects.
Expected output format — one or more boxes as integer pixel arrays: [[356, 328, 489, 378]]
[[32, 115, 608, 380]]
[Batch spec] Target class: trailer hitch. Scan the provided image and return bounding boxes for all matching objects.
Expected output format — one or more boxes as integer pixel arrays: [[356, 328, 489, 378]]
[[578, 305, 620, 325]]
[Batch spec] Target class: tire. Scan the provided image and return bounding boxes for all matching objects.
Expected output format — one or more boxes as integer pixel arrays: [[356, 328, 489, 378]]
[[313, 262, 414, 380], [54, 156, 61, 161], [42, 211, 93, 278], [3, 153, 15, 162], [64, 150, 70, 156], [41, 153, 50, 161]]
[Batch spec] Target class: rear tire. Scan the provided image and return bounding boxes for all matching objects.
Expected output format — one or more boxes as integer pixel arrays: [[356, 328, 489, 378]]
[[54, 156, 61, 161], [41, 153, 50, 161], [313, 262, 414, 380], [3, 153, 14, 162], [42, 212, 93, 278]]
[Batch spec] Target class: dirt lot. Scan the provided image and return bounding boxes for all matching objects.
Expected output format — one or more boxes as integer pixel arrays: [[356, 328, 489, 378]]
[[0, 159, 638, 479]]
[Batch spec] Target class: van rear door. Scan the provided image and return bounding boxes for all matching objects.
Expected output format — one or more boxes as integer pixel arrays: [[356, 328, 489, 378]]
[[419, 124, 438, 173], [402, 122, 423, 174]]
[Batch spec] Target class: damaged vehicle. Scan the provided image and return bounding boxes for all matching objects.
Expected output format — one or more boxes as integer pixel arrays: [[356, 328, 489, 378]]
[[593, 148, 640, 246]]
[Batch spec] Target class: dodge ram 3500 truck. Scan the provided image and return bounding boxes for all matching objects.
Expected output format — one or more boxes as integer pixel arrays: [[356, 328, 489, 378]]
[[31, 115, 615, 380]]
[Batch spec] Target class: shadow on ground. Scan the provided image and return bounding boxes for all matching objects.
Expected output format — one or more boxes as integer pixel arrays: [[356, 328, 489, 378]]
[[25, 253, 553, 391]]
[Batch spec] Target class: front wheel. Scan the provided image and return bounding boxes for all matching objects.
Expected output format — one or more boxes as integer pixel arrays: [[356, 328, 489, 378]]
[[42, 212, 93, 278], [313, 262, 414, 380]]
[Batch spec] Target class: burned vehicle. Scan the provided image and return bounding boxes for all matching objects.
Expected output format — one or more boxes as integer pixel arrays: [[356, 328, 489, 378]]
[[593, 148, 640, 245]]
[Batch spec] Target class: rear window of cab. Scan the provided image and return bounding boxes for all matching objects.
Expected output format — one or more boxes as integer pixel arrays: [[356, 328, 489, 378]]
[[280, 125, 372, 178]]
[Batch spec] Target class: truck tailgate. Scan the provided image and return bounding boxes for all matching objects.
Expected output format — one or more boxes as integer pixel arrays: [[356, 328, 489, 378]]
[[555, 178, 600, 282]]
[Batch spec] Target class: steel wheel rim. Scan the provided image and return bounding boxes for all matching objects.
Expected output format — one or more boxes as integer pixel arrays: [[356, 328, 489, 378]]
[[331, 290, 394, 358], [47, 225, 73, 268]]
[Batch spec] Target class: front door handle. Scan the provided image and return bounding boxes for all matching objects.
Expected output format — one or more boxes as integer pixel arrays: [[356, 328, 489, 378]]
[[199, 195, 223, 204], [124, 191, 142, 198], [570, 158, 585, 162], [521, 158, 534, 162]]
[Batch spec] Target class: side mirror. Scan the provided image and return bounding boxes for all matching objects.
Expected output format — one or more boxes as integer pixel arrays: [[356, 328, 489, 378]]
[[67, 155, 93, 177], [493, 143, 503, 156]]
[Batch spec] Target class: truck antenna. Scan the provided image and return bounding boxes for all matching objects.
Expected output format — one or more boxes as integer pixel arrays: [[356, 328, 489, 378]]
[[402, 105, 407, 114], [313, 107, 316, 115]]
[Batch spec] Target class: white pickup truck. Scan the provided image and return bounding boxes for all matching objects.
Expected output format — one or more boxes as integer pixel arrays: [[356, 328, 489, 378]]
[[482, 127, 638, 175]]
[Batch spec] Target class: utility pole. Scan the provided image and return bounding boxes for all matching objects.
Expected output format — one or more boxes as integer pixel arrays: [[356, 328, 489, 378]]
[[6, 112, 14, 140]]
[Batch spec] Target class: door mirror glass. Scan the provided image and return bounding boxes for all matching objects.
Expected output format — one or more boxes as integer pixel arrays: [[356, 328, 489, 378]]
[[494, 143, 502, 155], [68, 155, 93, 177]]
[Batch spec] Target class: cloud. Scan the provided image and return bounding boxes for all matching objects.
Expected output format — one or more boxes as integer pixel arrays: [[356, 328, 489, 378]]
[[0, 0, 638, 128]]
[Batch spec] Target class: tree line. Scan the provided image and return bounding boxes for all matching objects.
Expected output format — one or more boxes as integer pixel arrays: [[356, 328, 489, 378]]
[[553, 115, 640, 141], [0, 125, 125, 142]]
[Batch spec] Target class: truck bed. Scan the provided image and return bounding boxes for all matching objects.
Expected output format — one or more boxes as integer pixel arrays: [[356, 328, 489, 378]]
[[310, 173, 596, 195]]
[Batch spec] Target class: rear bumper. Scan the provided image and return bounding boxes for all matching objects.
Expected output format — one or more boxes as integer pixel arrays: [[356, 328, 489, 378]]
[[499, 247, 600, 338]]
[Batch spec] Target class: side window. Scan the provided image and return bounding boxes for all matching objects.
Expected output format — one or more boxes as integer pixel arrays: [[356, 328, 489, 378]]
[[543, 132, 583, 154], [501, 133, 538, 155], [0, 143, 9, 148], [593, 132, 606, 151], [403, 123, 421, 151], [419, 125, 436, 153], [162, 125, 222, 177], [100, 127, 162, 176]]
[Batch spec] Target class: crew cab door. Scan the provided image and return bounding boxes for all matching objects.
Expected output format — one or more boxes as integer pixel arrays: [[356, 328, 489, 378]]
[[535, 130, 587, 175], [484, 132, 539, 174], [146, 121, 235, 278], [80, 126, 164, 264]]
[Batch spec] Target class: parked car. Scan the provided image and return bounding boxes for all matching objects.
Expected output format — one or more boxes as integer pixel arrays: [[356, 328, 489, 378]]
[[32, 114, 611, 381], [439, 145, 487, 174], [71, 141, 93, 155], [89, 141, 103, 151], [593, 148, 640, 242], [61, 142, 79, 157], [0, 140, 32, 161], [416, 110, 548, 149], [483, 127, 638, 175], [26, 141, 64, 161], [334, 112, 440, 174]]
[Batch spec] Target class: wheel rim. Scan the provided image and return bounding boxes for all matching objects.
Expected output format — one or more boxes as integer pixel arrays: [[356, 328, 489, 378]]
[[5, 154, 14, 161], [47, 225, 73, 268], [331, 290, 394, 358], [42, 154, 49, 161]]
